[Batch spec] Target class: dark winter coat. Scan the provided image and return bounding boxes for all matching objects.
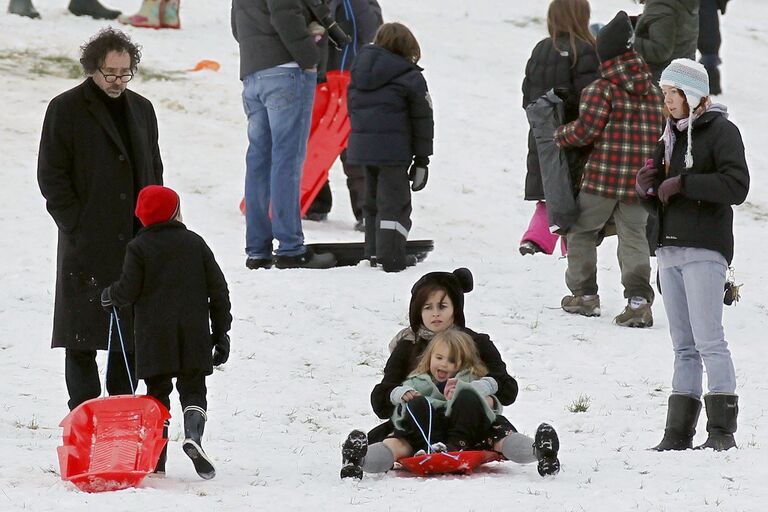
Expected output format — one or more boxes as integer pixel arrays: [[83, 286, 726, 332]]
[[37, 79, 163, 351], [645, 111, 749, 264], [522, 35, 600, 200], [106, 222, 232, 379], [346, 45, 434, 166], [231, 0, 319, 78], [555, 51, 663, 203], [634, 0, 699, 83], [324, 0, 382, 73], [367, 326, 518, 442]]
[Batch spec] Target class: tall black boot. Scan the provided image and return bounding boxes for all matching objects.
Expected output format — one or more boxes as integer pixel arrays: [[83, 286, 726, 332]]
[[68, 0, 120, 19], [696, 394, 738, 451], [8, 0, 39, 18], [153, 420, 170, 476], [652, 394, 702, 451], [182, 406, 216, 479]]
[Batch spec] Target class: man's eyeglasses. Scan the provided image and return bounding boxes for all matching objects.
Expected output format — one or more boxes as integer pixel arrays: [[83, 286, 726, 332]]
[[98, 69, 134, 83]]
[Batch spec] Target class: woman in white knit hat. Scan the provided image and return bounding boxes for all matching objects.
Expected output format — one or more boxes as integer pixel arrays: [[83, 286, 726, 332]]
[[635, 58, 749, 452]]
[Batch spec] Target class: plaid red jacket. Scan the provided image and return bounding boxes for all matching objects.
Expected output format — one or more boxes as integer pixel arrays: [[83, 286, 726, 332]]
[[555, 51, 663, 202]]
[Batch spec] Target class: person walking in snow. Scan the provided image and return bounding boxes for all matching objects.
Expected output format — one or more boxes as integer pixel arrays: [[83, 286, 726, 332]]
[[697, 0, 730, 95], [346, 22, 434, 272], [633, 0, 700, 83], [555, 11, 663, 328], [340, 268, 560, 479], [101, 185, 232, 478], [520, 0, 600, 256], [37, 27, 163, 411], [635, 59, 749, 452]]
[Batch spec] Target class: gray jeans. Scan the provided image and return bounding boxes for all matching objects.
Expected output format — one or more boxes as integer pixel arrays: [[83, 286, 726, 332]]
[[565, 192, 653, 300], [657, 246, 736, 397]]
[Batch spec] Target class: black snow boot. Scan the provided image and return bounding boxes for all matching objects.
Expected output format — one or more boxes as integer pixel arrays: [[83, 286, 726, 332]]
[[8, 0, 39, 18], [534, 423, 560, 476], [652, 394, 702, 451], [68, 0, 120, 19], [153, 420, 170, 476], [182, 406, 216, 479], [696, 394, 738, 451], [340, 430, 368, 479]]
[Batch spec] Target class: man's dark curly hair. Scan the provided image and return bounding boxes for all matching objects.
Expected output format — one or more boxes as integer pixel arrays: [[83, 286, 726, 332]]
[[79, 27, 142, 74]]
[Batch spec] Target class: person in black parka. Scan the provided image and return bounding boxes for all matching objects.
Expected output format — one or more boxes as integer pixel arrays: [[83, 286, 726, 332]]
[[347, 22, 434, 273], [37, 28, 163, 412], [519, 0, 599, 256], [339, 269, 561, 479], [102, 186, 232, 479]]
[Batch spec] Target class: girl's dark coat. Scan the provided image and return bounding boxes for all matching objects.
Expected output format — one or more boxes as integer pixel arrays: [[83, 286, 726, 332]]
[[107, 222, 232, 379]]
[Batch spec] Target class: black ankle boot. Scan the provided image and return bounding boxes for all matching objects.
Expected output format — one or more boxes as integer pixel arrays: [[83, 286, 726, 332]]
[[68, 0, 120, 19], [8, 0, 40, 18], [696, 394, 738, 451], [340, 430, 368, 479], [652, 394, 702, 451], [182, 406, 216, 479], [534, 423, 560, 476]]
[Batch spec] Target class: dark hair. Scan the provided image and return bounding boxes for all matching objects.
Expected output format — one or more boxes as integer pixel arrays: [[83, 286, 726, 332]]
[[547, 0, 596, 66], [374, 22, 421, 64], [409, 283, 466, 333], [79, 27, 142, 74]]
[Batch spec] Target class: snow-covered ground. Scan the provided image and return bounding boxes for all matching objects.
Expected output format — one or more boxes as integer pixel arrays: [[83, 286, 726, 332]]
[[1, 0, 767, 510]]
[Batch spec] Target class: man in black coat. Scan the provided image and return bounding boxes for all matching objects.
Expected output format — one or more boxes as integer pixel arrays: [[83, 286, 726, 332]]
[[37, 28, 163, 410]]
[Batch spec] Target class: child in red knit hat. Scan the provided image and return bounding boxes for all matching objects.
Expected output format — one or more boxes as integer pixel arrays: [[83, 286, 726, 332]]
[[101, 185, 232, 479]]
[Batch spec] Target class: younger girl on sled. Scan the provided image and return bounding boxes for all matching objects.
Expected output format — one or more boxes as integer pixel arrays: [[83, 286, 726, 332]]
[[340, 268, 561, 478]]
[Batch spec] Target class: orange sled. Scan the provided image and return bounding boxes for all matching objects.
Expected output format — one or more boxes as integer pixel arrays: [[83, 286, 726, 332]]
[[239, 70, 352, 217], [398, 450, 503, 476], [57, 395, 170, 492]]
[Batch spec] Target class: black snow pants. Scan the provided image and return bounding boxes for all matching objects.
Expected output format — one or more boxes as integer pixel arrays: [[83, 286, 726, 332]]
[[363, 164, 412, 272], [65, 348, 138, 410], [144, 370, 208, 413]]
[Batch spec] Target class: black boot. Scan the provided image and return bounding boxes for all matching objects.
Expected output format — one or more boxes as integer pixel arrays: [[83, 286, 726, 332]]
[[182, 406, 216, 479], [68, 0, 120, 19], [340, 430, 368, 479], [696, 394, 738, 451], [8, 0, 39, 18], [534, 423, 560, 476], [652, 394, 702, 451], [153, 420, 169, 475]]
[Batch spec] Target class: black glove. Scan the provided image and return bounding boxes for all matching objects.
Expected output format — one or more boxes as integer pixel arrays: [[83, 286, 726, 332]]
[[100, 288, 113, 312], [409, 157, 429, 192], [212, 333, 230, 366]]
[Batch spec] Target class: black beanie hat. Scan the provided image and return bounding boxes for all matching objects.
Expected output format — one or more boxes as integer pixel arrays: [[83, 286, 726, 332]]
[[409, 268, 474, 332], [597, 10, 634, 62]]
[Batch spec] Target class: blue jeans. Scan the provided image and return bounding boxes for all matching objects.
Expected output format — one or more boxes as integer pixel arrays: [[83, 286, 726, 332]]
[[242, 67, 316, 258], [657, 247, 736, 397]]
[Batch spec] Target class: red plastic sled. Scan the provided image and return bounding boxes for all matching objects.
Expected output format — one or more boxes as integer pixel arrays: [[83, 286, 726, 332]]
[[239, 70, 352, 217], [57, 395, 171, 493], [398, 450, 503, 476]]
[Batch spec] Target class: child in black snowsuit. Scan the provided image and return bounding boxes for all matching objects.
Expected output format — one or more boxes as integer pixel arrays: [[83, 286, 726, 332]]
[[101, 185, 232, 480], [347, 22, 434, 272]]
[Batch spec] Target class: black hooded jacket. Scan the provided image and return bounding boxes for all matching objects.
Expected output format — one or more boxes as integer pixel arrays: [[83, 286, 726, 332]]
[[346, 44, 434, 166]]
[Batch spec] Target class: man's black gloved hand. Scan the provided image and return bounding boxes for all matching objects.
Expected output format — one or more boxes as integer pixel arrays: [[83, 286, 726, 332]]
[[100, 288, 113, 312], [409, 156, 429, 192], [212, 333, 231, 366]]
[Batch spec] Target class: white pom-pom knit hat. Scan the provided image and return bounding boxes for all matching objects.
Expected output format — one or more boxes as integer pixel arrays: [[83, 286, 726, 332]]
[[659, 58, 710, 168]]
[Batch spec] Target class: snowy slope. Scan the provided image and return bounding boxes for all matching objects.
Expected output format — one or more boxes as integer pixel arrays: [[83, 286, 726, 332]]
[[1, 0, 766, 510]]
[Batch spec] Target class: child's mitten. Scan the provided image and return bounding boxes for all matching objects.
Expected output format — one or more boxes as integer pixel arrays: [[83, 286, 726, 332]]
[[409, 156, 429, 192], [212, 333, 230, 366]]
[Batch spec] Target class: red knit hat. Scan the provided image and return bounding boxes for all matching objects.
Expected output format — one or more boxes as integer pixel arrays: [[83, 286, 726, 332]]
[[135, 185, 180, 226]]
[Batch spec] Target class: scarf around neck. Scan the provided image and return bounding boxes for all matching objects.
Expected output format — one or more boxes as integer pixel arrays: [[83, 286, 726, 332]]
[[662, 102, 729, 169]]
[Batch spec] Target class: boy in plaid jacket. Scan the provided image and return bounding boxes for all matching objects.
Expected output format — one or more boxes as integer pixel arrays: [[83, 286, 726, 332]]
[[554, 11, 663, 327]]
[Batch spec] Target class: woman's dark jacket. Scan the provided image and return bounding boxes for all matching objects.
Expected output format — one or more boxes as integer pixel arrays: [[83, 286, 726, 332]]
[[346, 44, 434, 166], [368, 326, 518, 443], [37, 79, 163, 351], [522, 36, 599, 200], [646, 111, 749, 264], [106, 222, 232, 379]]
